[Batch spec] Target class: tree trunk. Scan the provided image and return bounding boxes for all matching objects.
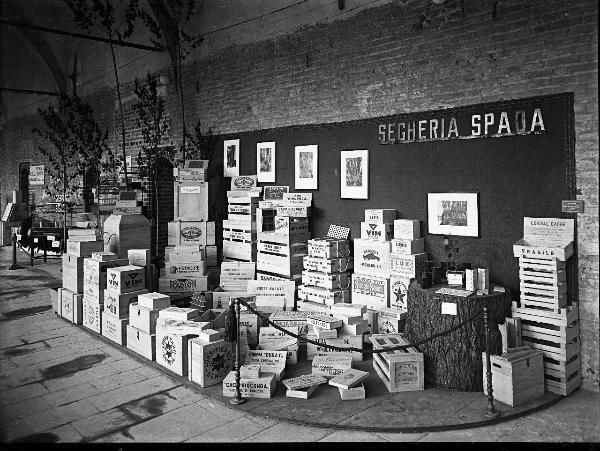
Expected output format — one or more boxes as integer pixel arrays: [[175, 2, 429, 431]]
[[177, 44, 186, 161], [404, 284, 511, 392], [154, 165, 160, 262], [109, 38, 129, 187]]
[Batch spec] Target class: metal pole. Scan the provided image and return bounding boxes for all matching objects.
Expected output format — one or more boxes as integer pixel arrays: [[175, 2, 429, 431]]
[[43, 236, 47, 263], [484, 303, 500, 418], [230, 297, 246, 405], [8, 234, 22, 270], [29, 234, 34, 267]]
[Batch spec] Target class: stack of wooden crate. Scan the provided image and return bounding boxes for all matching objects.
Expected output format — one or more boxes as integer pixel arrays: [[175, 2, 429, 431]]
[[369, 333, 424, 392], [223, 176, 262, 262], [59, 230, 104, 324], [512, 217, 581, 396], [256, 193, 311, 282], [298, 237, 351, 311], [127, 292, 171, 360]]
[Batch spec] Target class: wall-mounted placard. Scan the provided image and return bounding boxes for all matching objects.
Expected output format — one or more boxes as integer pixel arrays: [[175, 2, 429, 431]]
[[257, 141, 276, 183], [223, 139, 240, 177]]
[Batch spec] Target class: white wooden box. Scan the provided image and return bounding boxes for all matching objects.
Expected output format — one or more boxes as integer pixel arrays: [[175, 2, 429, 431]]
[[274, 217, 310, 236], [164, 262, 207, 278], [303, 256, 353, 274], [307, 237, 350, 259], [370, 334, 424, 392], [126, 325, 156, 360], [66, 239, 104, 257], [127, 249, 151, 267], [106, 265, 146, 294], [102, 313, 128, 345], [129, 303, 160, 334], [155, 331, 194, 376], [138, 292, 171, 311], [306, 333, 363, 361], [83, 257, 128, 289], [62, 254, 84, 293], [82, 298, 102, 333], [276, 206, 311, 218], [365, 209, 396, 224], [222, 371, 276, 398], [512, 217, 574, 261], [158, 276, 207, 293], [390, 253, 427, 278], [174, 182, 208, 220], [389, 276, 411, 312], [298, 284, 349, 305], [390, 238, 425, 255], [351, 273, 389, 309], [393, 220, 421, 240], [360, 223, 393, 242], [378, 308, 407, 334], [103, 214, 151, 259], [61, 288, 83, 324], [53, 288, 64, 316], [353, 239, 391, 278], [158, 306, 199, 321], [311, 355, 353, 379], [188, 339, 234, 387], [168, 220, 215, 246], [302, 270, 350, 290]]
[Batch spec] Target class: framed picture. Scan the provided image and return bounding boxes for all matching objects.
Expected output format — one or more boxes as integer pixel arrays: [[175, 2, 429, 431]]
[[223, 139, 240, 177], [340, 150, 369, 199], [256, 141, 276, 183], [294, 145, 318, 190], [427, 192, 479, 237]]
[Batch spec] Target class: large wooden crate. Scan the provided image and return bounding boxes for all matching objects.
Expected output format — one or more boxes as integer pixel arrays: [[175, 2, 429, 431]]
[[227, 197, 259, 223], [188, 339, 235, 387], [83, 257, 129, 291], [155, 330, 194, 376], [223, 220, 256, 261], [62, 254, 84, 293], [518, 257, 567, 312], [103, 214, 151, 259], [102, 312, 128, 345], [511, 302, 581, 396], [482, 351, 544, 407], [257, 233, 307, 278], [174, 182, 208, 220], [126, 325, 156, 360], [168, 220, 215, 246], [370, 334, 424, 392]]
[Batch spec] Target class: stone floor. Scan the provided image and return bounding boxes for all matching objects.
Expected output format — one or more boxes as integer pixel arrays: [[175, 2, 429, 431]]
[[0, 246, 599, 443]]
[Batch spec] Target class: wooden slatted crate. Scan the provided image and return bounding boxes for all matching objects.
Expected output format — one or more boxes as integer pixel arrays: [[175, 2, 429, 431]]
[[227, 197, 258, 223], [257, 233, 307, 277], [369, 334, 424, 392], [223, 220, 256, 261], [174, 182, 208, 220], [519, 257, 567, 312]]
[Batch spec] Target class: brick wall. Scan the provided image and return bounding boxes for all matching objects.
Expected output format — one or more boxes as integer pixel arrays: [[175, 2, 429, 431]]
[[1, 0, 597, 390]]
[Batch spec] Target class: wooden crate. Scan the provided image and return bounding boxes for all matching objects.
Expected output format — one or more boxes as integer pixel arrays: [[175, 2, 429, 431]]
[[61, 288, 83, 324], [273, 217, 310, 236], [390, 253, 427, 278], [155, 330, 194, 376], [227, 197, 259, 223], [390, 238, 425, 255], [106, 265, 146, 294], [256, 208, 276, 232], [126, 325, 156, 360], [370, 334, 424, 392], [104, 289, 148, 318], [298, 284, 349, 305], [519, 257, 567, 311], [174, 182, 208, 220], [129, 303, 160, 334], [62, 254, 84, 294], [354, 239, 391, 278], [222, 371, 276, 398], [365, 209, 396, 224], [306, 332, 363, 361], [168, 220, 215, 246], [257, 235, 307, 278], [82, 298, 102, 333], [360, 222, 393, 242], [52, 288, 62, 316], [482, 351, 545, 407], [164, 262, 207, 278], [393, 219, 421, 240], [158, 276, 208, 293], [83, 257, 129, 290], [188, 338, 235, 387], [103, 214, 151, 259], [66, 239, 104, 257], [302, 270, 350, 290], [307, 237, 350, 259], [303, 256, 353, 274], [102, 313, 128, 345], [276, 206, 311, 218], [351, 273, 389, 310], [223, 220, 256, 261]]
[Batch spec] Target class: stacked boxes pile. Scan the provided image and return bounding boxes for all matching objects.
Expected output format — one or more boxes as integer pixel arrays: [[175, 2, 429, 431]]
[[223, 176, 261, 262], [256, 193, 311, 282], [160, 160, 215, 294], [511, 217, 581, 396], [127, 292, 171, 360]]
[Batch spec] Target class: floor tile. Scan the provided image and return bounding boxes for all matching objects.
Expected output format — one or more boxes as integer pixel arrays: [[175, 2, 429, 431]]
[[2, 382, 50, 404], [46, 423, 85, 442], [186, 416, 266, 442], [165, 385, 208, 405], [71, 407, 140, 439], [0, 395, 53, 419], [43, 382, 102, 407], [22, 399, 99, 433], [89, 368, 150, 392], [198, 398, 246, 421], [87, 376, 178, 411], [0, 417, 34, 442], [122, 393, 185, 419], [242, 422, 332, 442], [319, 430, 387, 442]]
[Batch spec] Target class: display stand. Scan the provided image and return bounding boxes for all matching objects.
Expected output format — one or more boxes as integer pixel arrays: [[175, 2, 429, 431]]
[[404, 284, 510, 391]]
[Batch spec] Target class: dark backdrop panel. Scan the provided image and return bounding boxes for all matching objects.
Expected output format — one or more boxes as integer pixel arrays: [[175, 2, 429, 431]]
[[213, 93, 576, 298]]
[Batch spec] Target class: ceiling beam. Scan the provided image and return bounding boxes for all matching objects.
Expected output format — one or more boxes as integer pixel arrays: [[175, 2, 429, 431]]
[[0, 19, 163, 52], [0, 87, 59, 96]]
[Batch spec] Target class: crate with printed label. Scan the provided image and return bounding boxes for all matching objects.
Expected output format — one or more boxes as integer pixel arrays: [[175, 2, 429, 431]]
[[158, 276, 208, 293], [306, 332, 363, 361], [360, 222, 393, 242], [273, 217, 310, 236], [223, 220, 257, 261], [307, 237, 350, 259], [513, 217, 574, 261], [106, 266, 146, 294], [365, 209, 396, 224], [168, 220, 215, 247], [298, 284, 349, 305], [62, 254, 84, 293], [227, 197, 259, 223], [257, 234, 308, 278], [303, 256, 353, 274], [390, 238, 425, 255], [301, 270, 351, 290], [256, 207, 276, 232], [351, 273, 390, 310], [353, 239, 391, 278], [67, 239, 104, 257], [155, 329, 195, 377], [102, 312, 129, 345], [188, 338, 234, 387], [393, 220, 421, 240], [174, 182, 208, 220], [390, 253, 428, 278], [82, 297, 102, 333], [370, 334, 424, 392]]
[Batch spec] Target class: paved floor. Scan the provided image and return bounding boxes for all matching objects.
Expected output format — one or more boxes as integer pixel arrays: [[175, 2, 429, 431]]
[[0, 246, 599, 443]]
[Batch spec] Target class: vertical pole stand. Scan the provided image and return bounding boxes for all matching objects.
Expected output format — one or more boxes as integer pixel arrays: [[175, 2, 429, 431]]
[[484, 303, 501, 418], [8, 234, 22, 270], [230, 297, 246, 405]]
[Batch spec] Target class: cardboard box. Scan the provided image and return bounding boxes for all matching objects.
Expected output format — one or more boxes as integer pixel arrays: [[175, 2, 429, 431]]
[[351, 273, 389, 309], [365, 209, 396, 224], [360, 223, 393, 242], [66, 239, 104, 257], [126, 325, 156, 360], [106, 265, 146, 294], [102, 313, 128, 345], [393, 220, 421, 240], [353, 239, 391, 278], [129, 303, 160, 334], [390, 253, 427, 278], [390, 238, 425, 255], [188, 339, 234, 387], [82, 298, 102, 333], [104, 289, 148, 318]]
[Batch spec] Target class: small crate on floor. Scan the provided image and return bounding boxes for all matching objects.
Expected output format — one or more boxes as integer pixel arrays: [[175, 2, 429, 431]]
[[370, 334, 424, 392]]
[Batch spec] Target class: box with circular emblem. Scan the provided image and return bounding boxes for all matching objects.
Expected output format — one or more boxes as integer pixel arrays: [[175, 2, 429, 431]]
[[188, 338, 234, 387]]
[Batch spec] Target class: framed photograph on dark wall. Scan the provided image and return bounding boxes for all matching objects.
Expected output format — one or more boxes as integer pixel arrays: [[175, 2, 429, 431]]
[[340, 150, 369, 199], [256, 141, 275, 183], [427, 192, 479, 237], [294, 144, 318, 190], [223, 139, 240, 177]]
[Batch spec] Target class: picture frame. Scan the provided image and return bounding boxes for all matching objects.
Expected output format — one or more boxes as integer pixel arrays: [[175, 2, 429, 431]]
[[256, 141, 276, 183], [340, 150, 369, 199], [427, 192, 479, 237], [223, 139, 240, 177], [294, 145, 318, 190]]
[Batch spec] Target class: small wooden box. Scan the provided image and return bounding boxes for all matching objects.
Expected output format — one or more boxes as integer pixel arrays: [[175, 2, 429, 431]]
[[127, 249, 151, 267], [188, 339, 234, 387], [360, 222, 393, 242], [339, 383, 366, 400], [370, 334, 424, 392], [482, 351, 544, 407], [513, 218, 574, 262], [390, 253, 427, 278], [61, 288, 83, 324], [106, 265, 146, 294], [351, 273, 389, 309], [311, 355, 353, 379], [129, 303, 160, 334], [303, 256, 353, 274], [393, 219, 421, 240], [66, 239, 104, 257], [126, 325, 156, 360], [389, 276, 411, 312], [276, 206, 311, 218], [378, 308, 407, 334], [365, 209, 396, 224], [298, 284, 349, 305], [83, 257, 129, 289], [104, 289, 148, 318], [91, 251, 118, 261], [174, 182, 208, 221], [158, 276, 208, 293], [102, 313, 128, 345], [164, 261, 207, 278], [302, 270, 350, 290], [82, 298, 102, 333], [274, 217, 310, 236], [155, 331, 194, 376], [168, 220, 215, 246], [390, 238, 425, 255], [159, 306, 199, 321], [222, 371, 276, 398], [306, 333, 363, 361], [62, 254, 84, 293], [138, 292, 171, 310], [354, 239, 391, 278], [52, 288, 62, 316], [307, 237, 350, 259]]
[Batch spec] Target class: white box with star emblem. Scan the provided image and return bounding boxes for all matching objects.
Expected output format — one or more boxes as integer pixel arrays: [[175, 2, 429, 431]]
[[188, 338, 235, 387]]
